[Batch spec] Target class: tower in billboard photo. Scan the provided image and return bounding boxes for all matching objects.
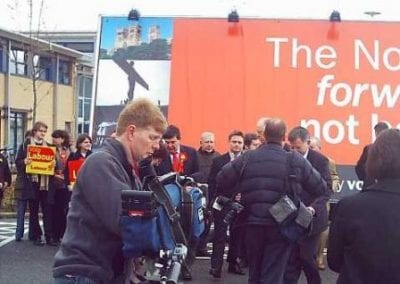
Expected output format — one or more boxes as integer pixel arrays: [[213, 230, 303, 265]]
[[148, 25, 161, 43], [114, 24, 141, 49]]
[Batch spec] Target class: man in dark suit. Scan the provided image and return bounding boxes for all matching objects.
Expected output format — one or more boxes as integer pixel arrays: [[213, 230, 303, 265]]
[[355, 122, 389, 188], [155, 125, 199, 177], [153, 124, 198, 280], [0, 151, 12, 210], [193, 131, 220, 257], [208, 130, 245, 278], [285, 126, 333, 284]]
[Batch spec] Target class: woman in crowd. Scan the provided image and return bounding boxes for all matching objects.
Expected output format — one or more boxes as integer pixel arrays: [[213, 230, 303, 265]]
[[49, 130, 71, 244], [328, 128, 400, 283], [64, 134, 92, 192]]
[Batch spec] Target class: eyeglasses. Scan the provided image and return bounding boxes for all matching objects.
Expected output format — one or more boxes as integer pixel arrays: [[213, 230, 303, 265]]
[[38, 129, 47, 133]]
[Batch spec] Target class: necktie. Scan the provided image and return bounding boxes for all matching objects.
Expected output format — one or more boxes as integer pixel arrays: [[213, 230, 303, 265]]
[[172, 152, 180, 172]]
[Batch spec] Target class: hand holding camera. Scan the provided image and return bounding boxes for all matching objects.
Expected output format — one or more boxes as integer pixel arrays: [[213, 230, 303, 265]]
[[212, 195, 244, 225]]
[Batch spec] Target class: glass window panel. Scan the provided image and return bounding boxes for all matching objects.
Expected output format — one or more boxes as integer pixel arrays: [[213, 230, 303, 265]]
[[83, 100, 91, 120], [78, 98, 83, 117], [84, 77, 93, 98], [58, 60, 71, 85], [78, 75, 84, 97]]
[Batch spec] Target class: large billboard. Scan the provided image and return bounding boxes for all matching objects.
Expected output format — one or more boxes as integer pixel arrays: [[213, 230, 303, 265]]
[[94, 17, 400, 197]]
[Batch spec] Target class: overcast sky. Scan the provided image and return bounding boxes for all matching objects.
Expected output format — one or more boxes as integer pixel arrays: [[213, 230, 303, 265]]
[[0, 0, 398, 32]]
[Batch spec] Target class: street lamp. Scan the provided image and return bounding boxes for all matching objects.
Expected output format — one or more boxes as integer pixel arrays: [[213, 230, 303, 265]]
[[330, 10, 341, 22], [128, 9, 140, 21], [228, 10, 239, 23]]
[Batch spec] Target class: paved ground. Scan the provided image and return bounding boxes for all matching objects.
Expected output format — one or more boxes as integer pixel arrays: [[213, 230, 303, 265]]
[[0, 219, 28, 247], [0, 218, 338, 284]]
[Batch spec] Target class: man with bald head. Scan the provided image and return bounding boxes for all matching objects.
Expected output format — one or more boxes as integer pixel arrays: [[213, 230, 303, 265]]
[[194, 132, 220, 183], [217, 118, 327, 284], [192, 132, 221, 257]]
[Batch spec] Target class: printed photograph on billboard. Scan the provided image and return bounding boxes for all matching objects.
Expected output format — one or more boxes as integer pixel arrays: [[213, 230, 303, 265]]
[[94, 16, 173, 146]]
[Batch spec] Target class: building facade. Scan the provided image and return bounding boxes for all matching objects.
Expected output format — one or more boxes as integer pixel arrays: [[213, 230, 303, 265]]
[[26, 31, 96, 136], [0, 28, 85, 156]]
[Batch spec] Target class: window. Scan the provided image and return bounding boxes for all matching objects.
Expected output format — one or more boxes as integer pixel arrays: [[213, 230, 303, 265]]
[[33, 55, 54, 81], [0, 45, 4, 73], [58, 59, 71, 85], [10, 48, 27, 76], [9, 112, 26, 155], [65, 122, 72, 134], [77, 74, 93, 134], [57, 42, 95, 53]]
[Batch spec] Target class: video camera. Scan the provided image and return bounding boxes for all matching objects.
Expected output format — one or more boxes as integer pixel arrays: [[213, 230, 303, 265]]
[[158, 244, 188, 284], [213, 195, 244, 225], [121, 189, 187, 284], [120, 157, 205, 284]]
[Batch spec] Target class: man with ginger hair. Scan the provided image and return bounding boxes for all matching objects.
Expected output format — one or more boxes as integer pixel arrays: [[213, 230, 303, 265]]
[[53, 98, 167, 283]]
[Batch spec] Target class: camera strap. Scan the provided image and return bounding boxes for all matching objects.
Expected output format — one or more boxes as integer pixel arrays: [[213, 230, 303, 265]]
[[181, 186, 193, 240], [286, 152, 313, 229], [286, 151, 298, 202], [147, 177, 188, 246]]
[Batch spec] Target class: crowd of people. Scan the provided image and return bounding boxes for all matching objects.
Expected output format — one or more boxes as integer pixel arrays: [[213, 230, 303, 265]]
[[13, 121, 92, 246], [3, 97, 400, 284]]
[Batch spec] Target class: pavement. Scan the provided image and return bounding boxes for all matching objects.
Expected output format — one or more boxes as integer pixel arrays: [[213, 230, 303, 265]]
[[0, 211, 17, 218], [0, 218, 339, 284]]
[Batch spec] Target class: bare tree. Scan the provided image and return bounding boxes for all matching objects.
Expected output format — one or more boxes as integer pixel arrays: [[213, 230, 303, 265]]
[[7, 0, 53, 123], [27, 0, 48, 123]]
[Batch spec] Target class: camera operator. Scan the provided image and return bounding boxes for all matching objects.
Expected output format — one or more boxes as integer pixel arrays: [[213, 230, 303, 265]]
[[208, 130, 245, 278], [216, 118, 327, 284], [53, 98, 167, 284]]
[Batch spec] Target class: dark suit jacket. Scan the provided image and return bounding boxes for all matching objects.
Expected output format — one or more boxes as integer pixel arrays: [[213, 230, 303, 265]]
[[0, 153, 11, 200], [155, 144, 199, 177], [355, 144, 374, 188], [302, 149, 333, 234], [328, 179, 400, 284], [207, 152, 231, 201]]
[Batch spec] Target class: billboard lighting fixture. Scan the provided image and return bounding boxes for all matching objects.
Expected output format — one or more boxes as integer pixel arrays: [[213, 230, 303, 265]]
[[228, 10, 239, 23], [330, 10, 341, 22], [128, 9, 140, 21]]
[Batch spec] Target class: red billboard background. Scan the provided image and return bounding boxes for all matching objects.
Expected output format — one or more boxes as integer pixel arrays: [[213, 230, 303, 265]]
[[168, 19, 400, 165]]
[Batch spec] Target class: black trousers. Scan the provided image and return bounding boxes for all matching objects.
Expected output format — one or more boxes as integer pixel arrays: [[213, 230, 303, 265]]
[[283, 233, 321, 284], [210, 209, 240, 270], [29, 188, 53, 241], [245, 225, 293, 284], [197, 214, 212, 252], [51, 188, 69, 240]]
